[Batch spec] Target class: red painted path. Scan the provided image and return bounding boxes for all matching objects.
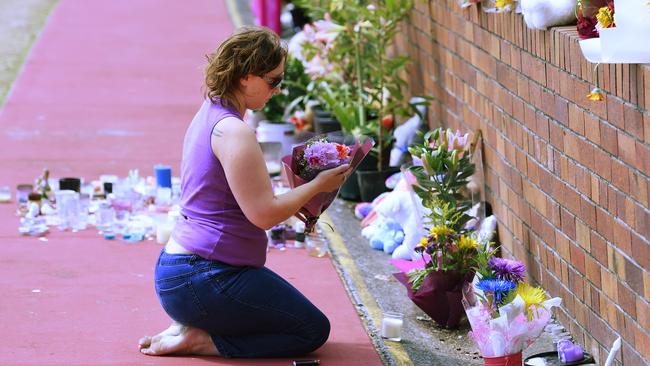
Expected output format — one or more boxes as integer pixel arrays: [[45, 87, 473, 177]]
[[0, 1, 382, 365]]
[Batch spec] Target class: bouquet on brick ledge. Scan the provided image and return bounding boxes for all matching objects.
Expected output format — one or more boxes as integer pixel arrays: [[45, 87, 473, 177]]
[[578, 0, 650, 64], [282, 132, 373, 232], [462, 255, 561, 365]]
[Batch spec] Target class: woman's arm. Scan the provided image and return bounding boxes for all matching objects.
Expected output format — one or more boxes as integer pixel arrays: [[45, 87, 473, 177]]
[[212, 117, 349, 230]]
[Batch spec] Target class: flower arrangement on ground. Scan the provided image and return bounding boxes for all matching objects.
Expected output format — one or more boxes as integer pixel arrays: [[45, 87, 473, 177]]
[[282, 132, 374, 231], [392, 127, 483, 328], [392, 198, 487, 328], [462, 255, 561, 364]]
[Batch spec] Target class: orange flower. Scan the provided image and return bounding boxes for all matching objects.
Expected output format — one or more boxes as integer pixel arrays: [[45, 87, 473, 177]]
[[335, 143, 350, 159], [587, 87, 604, 101]]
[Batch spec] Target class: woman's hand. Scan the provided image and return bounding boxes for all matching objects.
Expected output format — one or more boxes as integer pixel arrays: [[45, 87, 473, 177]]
[[312, 164, 351, 193]]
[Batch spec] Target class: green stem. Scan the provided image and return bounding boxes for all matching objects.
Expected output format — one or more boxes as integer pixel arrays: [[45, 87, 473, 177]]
[[354, 29, 365, 132]]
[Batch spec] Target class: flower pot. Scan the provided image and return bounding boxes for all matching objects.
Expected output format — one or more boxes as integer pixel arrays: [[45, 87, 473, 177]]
[[338, 152, 379, 202], [483, 351, 522, 366], [393, 269, 471, 329], [314, 117, 341, 134], [356, 166, 400, 202]]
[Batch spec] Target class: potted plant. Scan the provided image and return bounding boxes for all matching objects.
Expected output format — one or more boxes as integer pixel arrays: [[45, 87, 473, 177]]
[[294, 0, 418, 201]]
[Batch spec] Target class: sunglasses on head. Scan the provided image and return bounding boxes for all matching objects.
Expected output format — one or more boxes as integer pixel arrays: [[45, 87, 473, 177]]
[[261, 74, 283, 89]]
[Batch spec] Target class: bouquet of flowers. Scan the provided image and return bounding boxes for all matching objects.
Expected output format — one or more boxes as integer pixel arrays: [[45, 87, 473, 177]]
[[391, 128, 484, 328], [282, 132, 373, 231], [462, 255, 561, 364], [393, 198, 485, 328]]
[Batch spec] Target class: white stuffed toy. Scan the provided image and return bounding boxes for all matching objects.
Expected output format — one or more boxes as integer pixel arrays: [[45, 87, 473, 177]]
[[521, 0, 576, 30], [389, 96, 428, 167], [362, 175, 429, 260]]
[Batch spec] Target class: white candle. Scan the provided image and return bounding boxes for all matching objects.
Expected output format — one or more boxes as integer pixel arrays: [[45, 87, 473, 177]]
[[381, 312, 404, 341]]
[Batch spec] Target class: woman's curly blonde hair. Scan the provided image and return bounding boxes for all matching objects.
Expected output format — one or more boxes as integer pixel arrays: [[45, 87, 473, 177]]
[[204, 26, 287, 110]]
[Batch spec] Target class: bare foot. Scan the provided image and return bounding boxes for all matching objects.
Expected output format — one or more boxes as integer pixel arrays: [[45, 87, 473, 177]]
[[139, 324, 219, 356], [139, 322, 183, 350]]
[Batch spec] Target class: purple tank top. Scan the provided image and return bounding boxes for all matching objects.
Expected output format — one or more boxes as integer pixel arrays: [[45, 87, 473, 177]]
[[172, 100, 268, 267]]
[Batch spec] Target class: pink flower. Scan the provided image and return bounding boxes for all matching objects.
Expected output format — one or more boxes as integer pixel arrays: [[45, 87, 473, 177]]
[[447, 130, 469, 152]]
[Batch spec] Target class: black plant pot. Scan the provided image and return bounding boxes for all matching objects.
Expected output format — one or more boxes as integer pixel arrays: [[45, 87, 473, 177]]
[[356, 166, 400, 202], [339, 153, 381, 202], [314, 117, 341, 134]]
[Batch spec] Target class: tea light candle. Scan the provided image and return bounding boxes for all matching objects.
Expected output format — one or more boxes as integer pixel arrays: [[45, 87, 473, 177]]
[[381, 311, 404, 341]]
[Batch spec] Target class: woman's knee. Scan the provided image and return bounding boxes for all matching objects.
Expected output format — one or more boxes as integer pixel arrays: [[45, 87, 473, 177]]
[[304, 311, 330, 351]]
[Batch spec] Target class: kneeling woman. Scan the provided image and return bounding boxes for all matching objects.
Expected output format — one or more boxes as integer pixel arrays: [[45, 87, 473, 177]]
[[138, 26, 350, 358]]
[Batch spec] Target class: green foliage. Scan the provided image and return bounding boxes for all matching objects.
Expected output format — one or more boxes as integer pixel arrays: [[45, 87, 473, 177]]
[[262, 56, 311, 122], [408, 128, 476, 218], [293, 0, 418, 170]]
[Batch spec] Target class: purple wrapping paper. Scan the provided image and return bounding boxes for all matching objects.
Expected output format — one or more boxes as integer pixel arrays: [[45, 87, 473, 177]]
[[393, 270, 472, 329], [282, 135, 374, 231]]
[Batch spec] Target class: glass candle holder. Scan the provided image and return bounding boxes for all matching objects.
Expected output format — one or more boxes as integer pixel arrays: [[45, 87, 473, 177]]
[[381, 311, 404, 342], [305, 233, 328, 257], [0, 186, 11, 203]]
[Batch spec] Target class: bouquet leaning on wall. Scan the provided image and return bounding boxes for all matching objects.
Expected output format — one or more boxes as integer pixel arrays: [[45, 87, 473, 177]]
[[393, 128, 485, 329], [462, 255, 561, 365]]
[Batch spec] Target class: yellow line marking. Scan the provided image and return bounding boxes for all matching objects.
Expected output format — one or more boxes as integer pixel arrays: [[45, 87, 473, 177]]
[[224, 0, 243, 28], [320, 213, 413, 366]]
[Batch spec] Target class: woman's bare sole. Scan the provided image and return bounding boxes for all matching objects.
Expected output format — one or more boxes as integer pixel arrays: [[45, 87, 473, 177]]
[[139, 322, 220, 356]]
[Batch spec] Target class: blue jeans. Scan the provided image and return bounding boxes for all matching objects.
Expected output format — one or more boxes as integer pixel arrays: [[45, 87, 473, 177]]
[[154, 251, 330, 358]]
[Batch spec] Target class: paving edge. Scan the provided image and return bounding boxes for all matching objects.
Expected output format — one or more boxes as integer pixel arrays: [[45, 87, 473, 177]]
[[320, 213, 413, 366]]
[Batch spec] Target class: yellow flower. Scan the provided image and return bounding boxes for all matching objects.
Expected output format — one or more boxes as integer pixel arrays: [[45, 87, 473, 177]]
[[596, 6, 615, 28], [418, 237, 429, 248], [495, 0, 513, 9], [587, 87, 604, 101], [457, 235, 478, 250], [430, 225, 455, 240], [515, 283, 547, 319]]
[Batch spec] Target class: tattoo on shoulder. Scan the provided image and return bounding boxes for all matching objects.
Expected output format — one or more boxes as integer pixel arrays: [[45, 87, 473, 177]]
[[212, 128, 223, 137]]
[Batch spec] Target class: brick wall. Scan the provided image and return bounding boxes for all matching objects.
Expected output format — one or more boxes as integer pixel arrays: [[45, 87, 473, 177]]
[[396, 1, 650, 364]]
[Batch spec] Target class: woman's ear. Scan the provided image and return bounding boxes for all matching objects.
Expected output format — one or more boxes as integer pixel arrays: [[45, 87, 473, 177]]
[[240, 74, 252, 88]]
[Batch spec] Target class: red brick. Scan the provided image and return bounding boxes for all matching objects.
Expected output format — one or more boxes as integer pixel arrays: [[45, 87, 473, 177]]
[[618, 284, 637, 319], [593, 148, 612, 180], [636, 141, 650, 176], [611, 160, 630, 193], [554, 96, 569, 126], [585, 255, 602, 287], [607, 97, 625, 129], [590, 233, 608, 266], [600, 122, 619, 156], [583, 113, 601, 144], [624, 257, 644, 296], [623, 107, 644, 141], [617, 132, 637, 168], [630, 233, 650, 269], [570, 243, 586, 275], [596, 208, 614, 243], [568, 104, 585, 135], [549, 120, 564, 149], [561, 207, 576, 240]]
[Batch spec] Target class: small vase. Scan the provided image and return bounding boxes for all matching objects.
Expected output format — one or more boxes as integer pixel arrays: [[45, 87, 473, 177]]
[[483, 351, 522, 366]]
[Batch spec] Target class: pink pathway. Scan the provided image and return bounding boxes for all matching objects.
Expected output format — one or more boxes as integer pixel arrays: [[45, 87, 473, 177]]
[[0, 1, 382, 365]]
